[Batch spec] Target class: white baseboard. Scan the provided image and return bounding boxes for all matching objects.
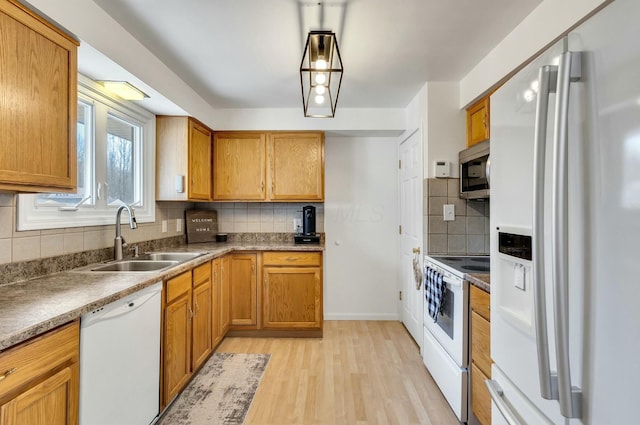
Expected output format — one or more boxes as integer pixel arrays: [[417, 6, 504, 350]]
[[324, 313, 400, 321]]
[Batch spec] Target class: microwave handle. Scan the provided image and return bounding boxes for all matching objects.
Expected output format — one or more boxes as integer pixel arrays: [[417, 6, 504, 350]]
[[485, 155, 491, 186]]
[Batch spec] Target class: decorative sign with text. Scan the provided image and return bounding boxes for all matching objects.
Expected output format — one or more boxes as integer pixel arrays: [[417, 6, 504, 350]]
[[185, 209, 218, 243]]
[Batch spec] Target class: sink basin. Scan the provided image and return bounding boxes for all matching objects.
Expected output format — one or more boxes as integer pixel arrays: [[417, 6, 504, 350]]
[[90, 260, 178, 272], [138, 252, 205, 262]]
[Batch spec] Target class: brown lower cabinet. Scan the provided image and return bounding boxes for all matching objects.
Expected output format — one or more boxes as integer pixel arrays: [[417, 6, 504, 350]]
[[262, 252, 322, 330], [229, 253, 258, 327], [470, 285, 492, 425], [0, 321, 79, 425], [162, 262, 216, 408]]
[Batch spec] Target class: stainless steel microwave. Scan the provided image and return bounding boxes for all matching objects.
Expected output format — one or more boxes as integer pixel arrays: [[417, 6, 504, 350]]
[[459, 139, 490, 199]]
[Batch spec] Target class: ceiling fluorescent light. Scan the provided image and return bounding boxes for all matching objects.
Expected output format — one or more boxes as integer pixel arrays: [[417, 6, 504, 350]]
[[300, 31, 343, 118], [99, 81, 149, 100]]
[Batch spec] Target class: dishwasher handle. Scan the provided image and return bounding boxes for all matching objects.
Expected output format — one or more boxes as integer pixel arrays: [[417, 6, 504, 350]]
[[82, 282, 161, 327]]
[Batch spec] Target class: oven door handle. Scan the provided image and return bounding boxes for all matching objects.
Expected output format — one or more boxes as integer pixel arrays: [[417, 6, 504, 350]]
[[443, 277, 462, 288]]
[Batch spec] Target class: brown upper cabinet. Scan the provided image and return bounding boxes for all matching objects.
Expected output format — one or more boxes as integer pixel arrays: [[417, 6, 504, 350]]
[[466, 96, 490, 147], [0, 0, 79, 193], [213, 132, 267, 201], [213, 131, 324, 202], [156, 116, 213, 201], [268, 132, 324, 201]]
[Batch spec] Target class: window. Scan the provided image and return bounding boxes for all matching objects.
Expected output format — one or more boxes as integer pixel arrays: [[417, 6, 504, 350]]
[[17, 75, 155, 230]]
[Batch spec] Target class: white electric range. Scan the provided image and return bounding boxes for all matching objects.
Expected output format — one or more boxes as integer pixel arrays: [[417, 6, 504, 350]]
[[422, 255, 489, 423]]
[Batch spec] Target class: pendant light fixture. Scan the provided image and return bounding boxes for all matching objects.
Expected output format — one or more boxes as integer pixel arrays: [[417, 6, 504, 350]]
[[300, 30, 343, 118]]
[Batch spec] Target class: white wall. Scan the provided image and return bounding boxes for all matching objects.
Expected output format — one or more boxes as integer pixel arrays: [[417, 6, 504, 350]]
[[460, 0, 611, 107], [324, 136, 399, 320], [425, 82, 466, 179]]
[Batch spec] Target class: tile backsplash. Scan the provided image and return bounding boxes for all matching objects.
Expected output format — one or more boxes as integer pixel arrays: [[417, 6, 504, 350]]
[[0, 194, 324, 266], [423, 178, 490, 255], [0, 194, 191, 265], [197, 202, 324, 234]]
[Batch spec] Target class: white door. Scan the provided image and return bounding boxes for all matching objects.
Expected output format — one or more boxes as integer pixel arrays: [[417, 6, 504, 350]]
[[399, 130, 423, 346]]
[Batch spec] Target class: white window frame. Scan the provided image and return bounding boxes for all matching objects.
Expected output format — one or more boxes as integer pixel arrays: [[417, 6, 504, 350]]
[[17, 74, 156, 230]]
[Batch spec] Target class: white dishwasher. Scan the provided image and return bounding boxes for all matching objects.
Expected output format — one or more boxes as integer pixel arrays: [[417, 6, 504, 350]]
[[80, 282, 162, 425]]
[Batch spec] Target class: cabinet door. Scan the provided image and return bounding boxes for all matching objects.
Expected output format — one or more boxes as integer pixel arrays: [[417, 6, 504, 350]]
[[0, 1, 78, 192], [219, 256, 231, 334], [466, 97, 490, 147], [211, 259, 222, 347], [471, 363, 492, 425], [163, 291, 192, 405], [187, 119, 212, 200], [213, 133, 266, 200], [0, 364, 79, 425], [229, 253, 258, 326], [263, 266, 322, 329], [268, 132, 324, 201], [192, 279, 212, 370]]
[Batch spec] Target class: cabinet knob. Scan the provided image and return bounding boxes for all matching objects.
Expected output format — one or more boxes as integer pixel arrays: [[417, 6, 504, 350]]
[[0, 368, 17, 382]]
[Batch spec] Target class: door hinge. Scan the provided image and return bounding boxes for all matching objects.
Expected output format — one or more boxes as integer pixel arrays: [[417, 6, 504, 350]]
[[399, 159, 402, 169], [399, 290, 403, 301], [399, 225, 402, 235]]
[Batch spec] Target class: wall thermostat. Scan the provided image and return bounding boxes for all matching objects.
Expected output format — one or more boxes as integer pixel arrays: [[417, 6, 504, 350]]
[[434, 160, 450, 178]]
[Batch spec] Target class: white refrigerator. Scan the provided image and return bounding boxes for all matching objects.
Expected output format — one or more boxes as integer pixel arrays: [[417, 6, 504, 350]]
[[489, 0, 640, 423]]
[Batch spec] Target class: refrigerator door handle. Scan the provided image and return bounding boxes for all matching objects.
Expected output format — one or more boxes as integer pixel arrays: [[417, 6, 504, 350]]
[[486, 380, 527, 425], [532, 63, 559, 402], [551, 50, 583, 419]]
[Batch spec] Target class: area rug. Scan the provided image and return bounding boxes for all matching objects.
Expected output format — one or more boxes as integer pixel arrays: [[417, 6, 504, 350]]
[[157, 353, 270, 425]]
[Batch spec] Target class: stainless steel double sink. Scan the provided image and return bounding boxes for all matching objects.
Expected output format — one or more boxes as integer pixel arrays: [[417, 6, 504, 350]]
[[75, 252, 206, 273]]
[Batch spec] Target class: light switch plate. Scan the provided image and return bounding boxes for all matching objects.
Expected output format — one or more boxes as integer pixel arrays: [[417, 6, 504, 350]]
[[162, 220, 167, 233], [176, 218, 183, 232], [443, 204, 455, 221]]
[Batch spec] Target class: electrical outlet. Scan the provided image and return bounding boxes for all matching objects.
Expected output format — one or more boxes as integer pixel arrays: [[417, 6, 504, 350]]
[[176, 218, 183, 232], [293, 218, 302, 232], [162, 220, 167, 233], [443, 204, 455, 221]]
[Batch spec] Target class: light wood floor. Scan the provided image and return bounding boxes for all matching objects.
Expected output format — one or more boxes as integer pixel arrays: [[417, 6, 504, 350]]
[[216, 321, 459, 425]]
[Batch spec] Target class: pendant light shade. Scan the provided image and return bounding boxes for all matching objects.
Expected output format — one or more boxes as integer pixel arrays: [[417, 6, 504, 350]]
[[300, 31, 343, 118]]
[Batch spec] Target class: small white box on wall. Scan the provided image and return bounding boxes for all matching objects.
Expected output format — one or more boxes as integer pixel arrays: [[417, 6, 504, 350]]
[[434, 160, 450, 178]]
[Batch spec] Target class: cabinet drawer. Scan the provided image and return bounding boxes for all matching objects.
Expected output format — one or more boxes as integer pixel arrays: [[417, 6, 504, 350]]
[[471, 311, 492, 377], [166, 271, 192, 303], [262, 252, 321, 266], [471, 363, 492, 425], [470, 285, 490, 321], [0, 321, 79, 398], [193, 262, 211, 287]]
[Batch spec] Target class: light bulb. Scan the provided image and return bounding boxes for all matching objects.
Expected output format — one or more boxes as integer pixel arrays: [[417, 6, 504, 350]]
[[315, 85, 326, 95], [315, 73, 326, 85], [315, 95, 325, 104], [316, 59, 327, 70]]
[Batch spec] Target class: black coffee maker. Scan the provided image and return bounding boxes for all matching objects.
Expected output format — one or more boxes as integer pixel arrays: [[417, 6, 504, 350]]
[[302, 205, 316, 235], [295, 205, 320, 244]]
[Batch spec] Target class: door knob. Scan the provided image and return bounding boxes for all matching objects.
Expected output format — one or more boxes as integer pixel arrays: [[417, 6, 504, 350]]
[[412, 247, 421, 254]]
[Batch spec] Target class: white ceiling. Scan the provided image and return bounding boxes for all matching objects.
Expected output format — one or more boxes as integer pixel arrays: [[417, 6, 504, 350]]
[[84, 0, 542, 112]]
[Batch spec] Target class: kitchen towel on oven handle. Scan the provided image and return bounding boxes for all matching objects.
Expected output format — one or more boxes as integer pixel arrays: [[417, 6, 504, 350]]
[[424, 266, 445, 322]]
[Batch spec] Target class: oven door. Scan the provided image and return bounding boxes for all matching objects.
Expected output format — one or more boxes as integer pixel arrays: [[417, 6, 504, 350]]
[[423, 274, 469, 368]]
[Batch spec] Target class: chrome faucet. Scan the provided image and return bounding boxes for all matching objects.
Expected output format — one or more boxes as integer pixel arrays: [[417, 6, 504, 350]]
[[114, 205, 137, 260]]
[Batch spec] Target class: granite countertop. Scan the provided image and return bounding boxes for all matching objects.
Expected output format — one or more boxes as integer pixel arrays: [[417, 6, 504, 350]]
[[0, 241, 323, 352], [466, 273, 490, 293]]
